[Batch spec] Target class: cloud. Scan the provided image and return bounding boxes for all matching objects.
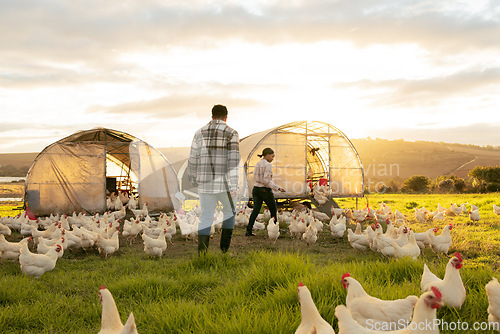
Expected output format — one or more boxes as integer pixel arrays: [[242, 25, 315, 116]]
[[336, 67, 500, 108], [0, 122, 30, 133], [1, 0, 498, 65], [87, 94, 264, 119]]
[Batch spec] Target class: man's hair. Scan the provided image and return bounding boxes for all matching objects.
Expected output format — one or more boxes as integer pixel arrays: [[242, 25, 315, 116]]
[[212, 104, 228, 119]]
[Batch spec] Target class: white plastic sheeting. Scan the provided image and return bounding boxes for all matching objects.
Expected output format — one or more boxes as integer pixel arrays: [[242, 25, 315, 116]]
[[25, 128, 179, 216], [239, 121, 364, 199]]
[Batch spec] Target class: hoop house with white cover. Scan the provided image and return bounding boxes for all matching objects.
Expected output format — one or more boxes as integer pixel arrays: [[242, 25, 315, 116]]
[[25, 128, 179, 216], [239, 121, 364, 202]]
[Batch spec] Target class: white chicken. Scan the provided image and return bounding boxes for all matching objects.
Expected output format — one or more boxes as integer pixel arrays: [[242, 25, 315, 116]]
[[267, 218, 280, 244], [428, 224, 453, 255], [122, 218, 142, 244], [414, 208, 426, 224], [295, 282, 335, 334], [330, 206, 345, 218], [0, 234, 31, 262], [393, 230, 421, 260], [235, 210, 249, 228], [98, 231, 120, 259], [347, 227, 370, 251], [413, 227, 438, 250], [302, 223, 318, 246], [127, 195, 138, 210], [431, 211, 445, 221], [253, 221, 266, 231], [420, 252, 466, 309], [113, 197, 123, 211], [468, 209, 480, 222], [98, 285, 138, 334], [372, 227, 409, 257], [446, 203, 462, 216], [494, 204, 500, 216], [0, 223, 11, 236], [394, 209, 407, 222], [341, 273, 418, 329], [118, 190, 130, 205], [19, 242, 62, 278], [329, 215, 346, 238], [436, 203, 448, 213], [110, 206, 127, 221], [486, 277, 500, 328], [350, 209, 367, 222], [30, 223, 61, 241], [313, 183, 330, 206], [74, 226, 96, 251], [335, 286, 444, 334], [131, 203, 148, 219], [142, 229, 168, 257], [36, 237, 64, 258]]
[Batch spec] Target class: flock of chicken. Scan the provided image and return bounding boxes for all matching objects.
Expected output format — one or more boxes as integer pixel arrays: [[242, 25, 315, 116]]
[[1, 192, 500, 333], [342, 202, 473, 260], [95, 253, 500, 334], [296, 254, 500, 333], [1, 194, 500, 279]]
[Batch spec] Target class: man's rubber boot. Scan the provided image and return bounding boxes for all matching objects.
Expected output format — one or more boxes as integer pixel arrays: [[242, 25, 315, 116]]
[[198, 235, 210, 255], [220, 228, 233, 253]]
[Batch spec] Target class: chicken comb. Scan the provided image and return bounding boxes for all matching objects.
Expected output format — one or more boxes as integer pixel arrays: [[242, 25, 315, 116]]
[[100, 285, 106, 290], [299, 282, 304, 287], [431, 286, 442, 300], [341, 273, 351, 280], [449, 224, 453, 229], [454, 252, 463, 262]]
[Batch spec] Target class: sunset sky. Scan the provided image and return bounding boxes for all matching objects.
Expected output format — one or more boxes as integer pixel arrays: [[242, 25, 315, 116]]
[[1, 0, 499, 153]]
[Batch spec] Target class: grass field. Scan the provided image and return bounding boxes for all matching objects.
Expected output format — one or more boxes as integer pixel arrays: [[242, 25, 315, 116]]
[[0, 182, 24, 199], [1, 193, 500, 333]]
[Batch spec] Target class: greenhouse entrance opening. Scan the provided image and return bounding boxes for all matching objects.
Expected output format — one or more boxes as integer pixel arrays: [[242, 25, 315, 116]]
[[105, 151, 138, 199]]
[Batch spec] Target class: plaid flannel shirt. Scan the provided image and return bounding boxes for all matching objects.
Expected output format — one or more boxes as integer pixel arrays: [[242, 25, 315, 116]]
[[187, 120, 240, 194]]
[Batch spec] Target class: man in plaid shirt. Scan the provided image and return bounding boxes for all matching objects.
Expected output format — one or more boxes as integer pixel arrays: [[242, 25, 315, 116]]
[[188, 104, 240, 254]]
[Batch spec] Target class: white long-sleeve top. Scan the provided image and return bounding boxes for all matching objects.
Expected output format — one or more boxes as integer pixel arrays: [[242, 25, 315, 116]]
[[253, 158, 280, 190]]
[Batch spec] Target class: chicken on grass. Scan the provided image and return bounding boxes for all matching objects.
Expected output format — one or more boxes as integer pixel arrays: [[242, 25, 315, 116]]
[[420, 252, 466, 309], [19, 242, 61, 278], [428, 224, 453, 255], [0, 234, 31, 262], [98, 285, 138, 334], [267, 217, 280, 243], [295, 282, 335, 334], [335, 286, 444, 334], [142, 229, 168, 257], [341, 273, 418, 329], [486, 277, 500, 329]]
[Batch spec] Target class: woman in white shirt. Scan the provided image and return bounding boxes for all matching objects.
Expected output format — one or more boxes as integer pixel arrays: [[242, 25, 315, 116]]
[[246, 148, 285, 236]]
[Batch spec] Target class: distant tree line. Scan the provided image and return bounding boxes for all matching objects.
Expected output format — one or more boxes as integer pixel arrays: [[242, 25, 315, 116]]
[[0, 164, 30, 177], [370, 165, 500, 194]]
